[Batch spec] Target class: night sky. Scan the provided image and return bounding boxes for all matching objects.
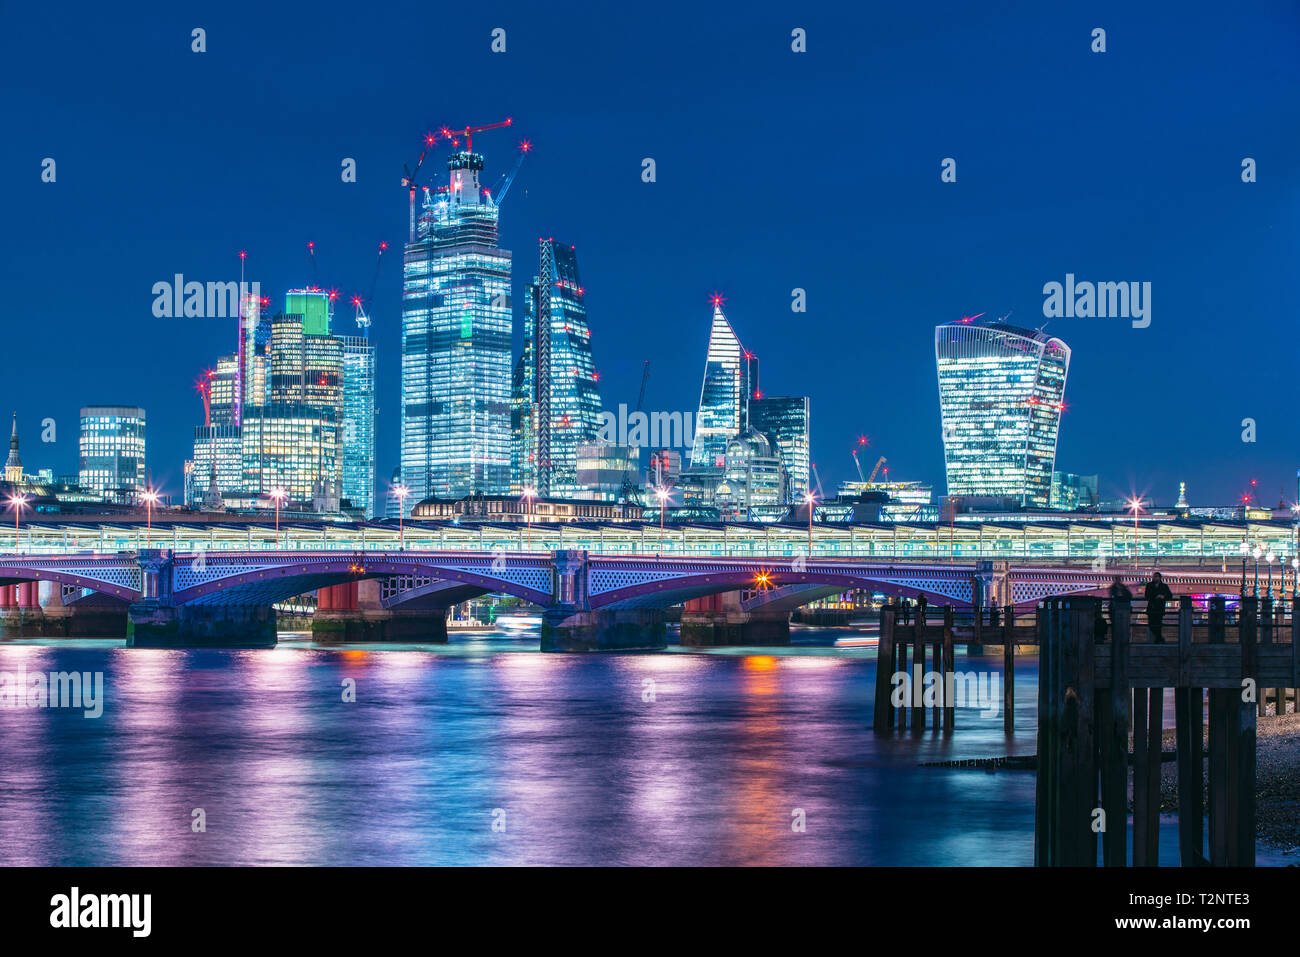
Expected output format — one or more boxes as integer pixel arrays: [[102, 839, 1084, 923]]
[[4, 1, 1298, 508]]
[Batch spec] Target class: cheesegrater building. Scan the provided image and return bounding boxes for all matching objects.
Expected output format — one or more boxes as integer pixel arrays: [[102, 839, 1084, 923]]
[[935, 317, 1070, 508]]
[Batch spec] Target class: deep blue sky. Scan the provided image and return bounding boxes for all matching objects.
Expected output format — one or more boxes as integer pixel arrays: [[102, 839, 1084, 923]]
[[4, 1, 1298, 507]]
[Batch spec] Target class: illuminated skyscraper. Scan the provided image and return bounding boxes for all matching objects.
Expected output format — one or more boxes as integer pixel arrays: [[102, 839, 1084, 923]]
[[517, 239, 601, 496], [341, 335, 376, 516], [79, 406, 146, 502], [401, 148, 513, 503], [750, 395, 810, 504], [689, 299, 748, 471], [935, 318, 1070, 508]]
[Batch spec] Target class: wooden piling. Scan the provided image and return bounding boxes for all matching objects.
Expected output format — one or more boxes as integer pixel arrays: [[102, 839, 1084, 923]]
[[874, 603, 896, 733], [1235, 597, 1257, 866], [1207, 597, 1228, 865], [1174, 598, 1203, 865], [943, 606, 955, 733], [1034, 597, 1097, 866], [1004, 609, 1015, 734], [1099, 598, 1129, 866], [912, 603, 926, 732]]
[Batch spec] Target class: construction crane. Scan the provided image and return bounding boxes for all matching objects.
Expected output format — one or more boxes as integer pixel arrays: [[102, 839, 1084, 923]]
[[810, 461, 825, 499], [438, 117, 513, 152], [866, 456, 886, 485], [487, 140, 532, 208], [402, 131, 439, 243]]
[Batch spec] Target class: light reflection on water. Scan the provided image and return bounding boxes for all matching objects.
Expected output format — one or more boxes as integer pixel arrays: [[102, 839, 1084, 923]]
[[0, 625, 1288, 866]]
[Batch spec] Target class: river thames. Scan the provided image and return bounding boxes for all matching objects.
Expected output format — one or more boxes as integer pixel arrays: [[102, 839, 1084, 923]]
[[0, 625, 1288, 866]]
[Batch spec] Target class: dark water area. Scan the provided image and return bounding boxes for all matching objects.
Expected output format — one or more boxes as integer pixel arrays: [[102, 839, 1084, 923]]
[[0, 625, 1289, 865]]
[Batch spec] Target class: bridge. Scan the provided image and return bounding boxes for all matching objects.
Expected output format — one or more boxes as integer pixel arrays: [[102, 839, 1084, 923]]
[[0, 538, 1277, 649]]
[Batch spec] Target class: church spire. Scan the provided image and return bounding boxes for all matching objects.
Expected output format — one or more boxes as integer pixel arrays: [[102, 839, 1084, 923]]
[[4, 412, 23, 484]]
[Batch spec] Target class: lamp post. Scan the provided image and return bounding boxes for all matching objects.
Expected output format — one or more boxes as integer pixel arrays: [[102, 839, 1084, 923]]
[[392, 483, 410, 551], [655, 487, 670, 553], [522, 487, 537, 550], [1239, 540, 1249, 596], [1253, 545, 1262, 597], [804, 491, 817, 557], [141, 488, 160, 547], [269, 487, 287, 550], [7, 493, 29, 550], [1128, 497, 1144, 569], [1266, 551, 1276, 599]]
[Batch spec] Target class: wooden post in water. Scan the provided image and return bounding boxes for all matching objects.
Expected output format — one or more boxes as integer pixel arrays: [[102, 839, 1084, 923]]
[[899, 605, 909, 733], [1098, 598, 1130, 866], [1173, 597, 1204, 865], [1034, 596, 1097, 866], [1234, 597, 1257, 866], [943, 605, 955, 733], [1259, 597, 1272, 717], [1004, 607, 1015, 734], [874, 602, 896, 733], [912, 601, 926, 732], [1132, 681, 1153, 866], [1207, 597, 1228, 865]]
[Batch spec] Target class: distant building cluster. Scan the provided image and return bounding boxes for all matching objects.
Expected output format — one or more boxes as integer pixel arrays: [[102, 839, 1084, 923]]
[[183, 289, 376, 517]]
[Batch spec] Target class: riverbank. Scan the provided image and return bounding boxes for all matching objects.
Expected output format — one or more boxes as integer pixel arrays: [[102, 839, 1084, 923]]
[[1158, 711, 1300, 854]]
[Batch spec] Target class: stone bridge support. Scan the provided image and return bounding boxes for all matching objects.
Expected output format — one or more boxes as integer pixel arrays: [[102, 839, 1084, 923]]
[[680, 591, 790, 647], [312, 579, 450, 644], [541, 550, 667, 651]]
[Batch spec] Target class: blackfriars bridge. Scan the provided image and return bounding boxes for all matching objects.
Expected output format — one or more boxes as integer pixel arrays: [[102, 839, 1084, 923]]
[[1, 516, 1288, 649]]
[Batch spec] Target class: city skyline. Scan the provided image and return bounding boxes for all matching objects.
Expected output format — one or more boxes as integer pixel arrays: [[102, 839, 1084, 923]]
[[4, 3, 1298, 508]]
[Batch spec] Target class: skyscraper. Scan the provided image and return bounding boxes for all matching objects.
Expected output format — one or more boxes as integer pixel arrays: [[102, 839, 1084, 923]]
[[935, 318, 1070, 508], [79, 406, 146, 501], [750, 395, 810, 504], [520, 239, 601, 496], [401, 147, 513, 503], [341, 334, 376, 516], [689, 299, 747, 471]]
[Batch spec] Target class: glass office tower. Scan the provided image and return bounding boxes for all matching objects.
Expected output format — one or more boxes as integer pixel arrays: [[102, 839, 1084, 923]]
[[401, 149, 513, 503], [78, 406, 146, 501], [341, 335, 376, 516], [689, 301, 746, 470], [521, 239, 601, 496], [750, 395, 810, 504], [935, 318, 1070, 508]]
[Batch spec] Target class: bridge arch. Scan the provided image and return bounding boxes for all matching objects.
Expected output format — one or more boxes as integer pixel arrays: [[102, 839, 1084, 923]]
[[172, 555, 553, 608]]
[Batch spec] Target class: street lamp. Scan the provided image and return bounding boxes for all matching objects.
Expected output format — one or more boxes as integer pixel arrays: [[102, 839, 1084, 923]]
[[1253, 545, 1263, 597], [654, 487, 670, 553], [522, 487, 537, 550], [269, 487, 287, 549], [804, 491, 817, 557], [1128, 497, 1144, 569], [6, 493, 29, 548], [1266, 550, 1276, 599], [393, 483, 410, 551], [1239, 540, 1250, 596], [141, 488, 160, 547]]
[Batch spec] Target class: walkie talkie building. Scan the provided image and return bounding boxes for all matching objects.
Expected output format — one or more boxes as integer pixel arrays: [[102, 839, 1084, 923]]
[[935, 318, 1070, 508]]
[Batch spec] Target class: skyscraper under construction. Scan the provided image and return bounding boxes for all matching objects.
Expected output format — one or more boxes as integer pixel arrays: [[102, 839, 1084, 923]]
[[401, 140, 513, 504]]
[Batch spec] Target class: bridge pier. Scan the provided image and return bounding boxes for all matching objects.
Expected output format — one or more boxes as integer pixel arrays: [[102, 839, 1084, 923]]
[[128, 603, 277, 648], [541, 608, 667, 652], [312, 579, 450, 643], [679, 592, 791, 647]]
